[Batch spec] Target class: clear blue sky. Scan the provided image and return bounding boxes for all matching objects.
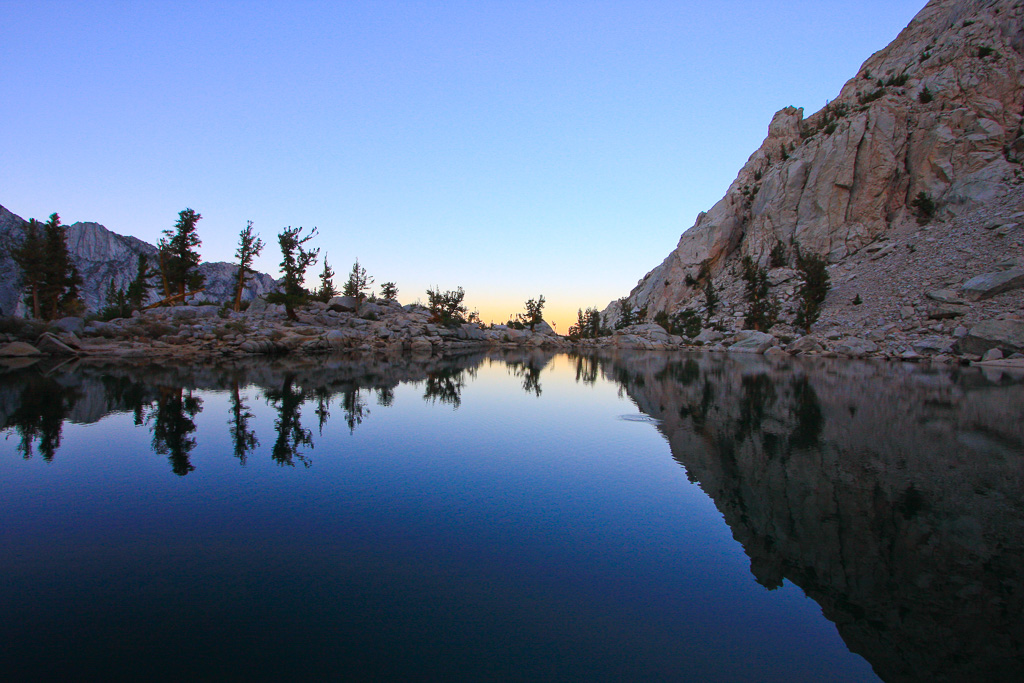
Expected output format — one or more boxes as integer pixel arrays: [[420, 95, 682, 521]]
[[1, 0, 924, 330]]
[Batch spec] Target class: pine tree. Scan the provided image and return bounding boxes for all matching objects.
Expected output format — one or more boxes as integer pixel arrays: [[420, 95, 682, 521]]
[[703, 278, 719, 322], [10, 218, 45, 318], [37, 213, 82, 320], [233, 221, 264, 311], [793, 247, 831, 331], [616, 298, 635, 329], [379, 281, 398, 301], [266, 226, 319, 320], [342, 259, 373, 305], [315, 258, 337, 302], [518, 295, 546, 331], [158, 208, 204, 298], [741, 256, 779, 331], [126, 254, 155, 311]]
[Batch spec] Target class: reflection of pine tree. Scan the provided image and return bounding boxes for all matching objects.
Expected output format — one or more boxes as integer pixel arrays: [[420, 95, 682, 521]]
[[423, 370, 465, 408], [228, 381, 259, 465], [341, 387, 369, 434], [149, 386, 203, 476], [314, 387, 332, 435], [507, 361, 543, 397], [572, 354, 600, 385], [265, 375, 313, 467], [100, 374, 151, 425], [376, 386, 395, 407], [4, 375, 79, 461]]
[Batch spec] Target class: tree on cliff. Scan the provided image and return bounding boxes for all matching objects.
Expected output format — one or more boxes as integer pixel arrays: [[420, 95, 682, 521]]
[[267, 226, 319, 320], [793, 247, 830, 332], [741, 256, 779, 331], [233, 221, 264, 311], [158, 208, 205, 298]]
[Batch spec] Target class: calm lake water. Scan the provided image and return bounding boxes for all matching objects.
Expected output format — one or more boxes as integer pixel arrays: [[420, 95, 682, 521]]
[[2, 350, 1023, 682]]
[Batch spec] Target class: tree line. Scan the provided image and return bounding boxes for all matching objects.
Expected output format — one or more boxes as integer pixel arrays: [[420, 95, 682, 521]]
[[9, 207, 561, 330]]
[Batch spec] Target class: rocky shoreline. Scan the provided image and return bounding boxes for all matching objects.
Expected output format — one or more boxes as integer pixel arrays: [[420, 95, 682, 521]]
[[2, 290, 1022, 370]]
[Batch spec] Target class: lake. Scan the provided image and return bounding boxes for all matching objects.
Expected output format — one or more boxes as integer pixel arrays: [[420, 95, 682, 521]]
[[2, 350, 1022, 681]]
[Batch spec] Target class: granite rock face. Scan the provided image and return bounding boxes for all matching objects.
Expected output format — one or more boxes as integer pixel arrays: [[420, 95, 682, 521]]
[[0, 205, 279, 315], [611, 0, 1024, 323]]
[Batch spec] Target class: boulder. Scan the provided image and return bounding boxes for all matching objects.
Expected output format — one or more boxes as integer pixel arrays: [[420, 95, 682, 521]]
[[786, 335, 824, 354], [982, 348, 1004, 361], [51, 317, 85, 335], [328, 296, 359, 312], [912, 337, 954, 355], [728, 330, 776, 353], [239, 340, 277, 354], [961, 268, 1024, 301], [694, 328, 723, 344], [834, 338, 878, 358], [460, 324, 488, 341], [0, 341, 42, 356], [958, 320, 1024, 355], [928, 303, 967, 320], [925, 289, 963, 304], [410, 338, 433, 355], [84, 320, 120, 338], [35, 333, 78, 355], [247, 298, 268, 313], [358, 302, 384, 318]]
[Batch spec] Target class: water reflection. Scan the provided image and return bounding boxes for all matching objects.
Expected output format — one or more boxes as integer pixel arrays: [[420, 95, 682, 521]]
[[149, 386, 202, 476], [0, 351, 506, 470], [228, 380, 259, 464], [3, 350, 1024, 680], [576, 351, 1024, 683]]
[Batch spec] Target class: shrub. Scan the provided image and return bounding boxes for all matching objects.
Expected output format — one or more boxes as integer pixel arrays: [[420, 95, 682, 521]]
[[793, 248, 831, 331], [910, 191, 936, 224], [703, 279, 719, 322], [741, 256, 779, 331], [654, 310, 701, 338], [858, 89, 885, 105], [884, 73, 909, 87], [978, 46, 997, 59], [853, 294, 863, 305], [769, 241, 787, 268], [919, 87, 933, 104]]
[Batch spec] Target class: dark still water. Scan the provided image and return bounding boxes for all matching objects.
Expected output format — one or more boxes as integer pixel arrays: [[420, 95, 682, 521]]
[[2, 351, 1023, 682]]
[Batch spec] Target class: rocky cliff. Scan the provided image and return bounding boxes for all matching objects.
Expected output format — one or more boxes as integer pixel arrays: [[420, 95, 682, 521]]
[[0, 204, 279, 315], [611, 0, 1024, 331]]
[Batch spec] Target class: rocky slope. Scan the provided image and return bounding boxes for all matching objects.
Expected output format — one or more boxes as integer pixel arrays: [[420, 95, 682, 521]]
[[608, 0, 1024, 347], [0, 204, 279, 315]]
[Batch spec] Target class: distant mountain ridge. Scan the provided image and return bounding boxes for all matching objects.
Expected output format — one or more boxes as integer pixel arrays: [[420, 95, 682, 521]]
[[0, 204, 280, 316], [607, 0, 1024, 325]]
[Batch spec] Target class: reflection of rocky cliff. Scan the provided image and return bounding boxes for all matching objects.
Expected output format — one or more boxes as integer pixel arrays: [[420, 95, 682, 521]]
[[592, 351, 1024, 683]]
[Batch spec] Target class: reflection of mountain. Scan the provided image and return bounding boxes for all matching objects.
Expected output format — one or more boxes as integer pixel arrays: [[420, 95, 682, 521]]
[[593, 351, 1024, 683]]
